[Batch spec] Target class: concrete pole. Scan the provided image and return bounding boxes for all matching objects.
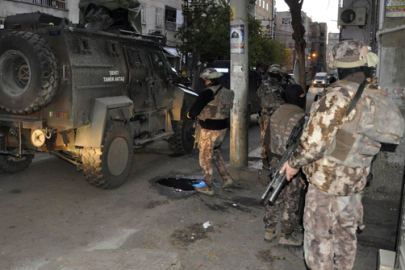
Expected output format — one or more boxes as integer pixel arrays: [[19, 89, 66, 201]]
[[230, 0, 249, 168]]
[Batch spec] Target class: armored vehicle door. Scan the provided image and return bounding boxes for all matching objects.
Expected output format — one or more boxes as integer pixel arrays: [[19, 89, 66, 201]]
[[125, 46, 154, 111], [147, 48, 171, 110]]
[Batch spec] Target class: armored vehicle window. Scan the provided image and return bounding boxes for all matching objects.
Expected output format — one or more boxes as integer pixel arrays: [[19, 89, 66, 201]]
[[127, 49, 143, 68], [150, 50, 166, 69]]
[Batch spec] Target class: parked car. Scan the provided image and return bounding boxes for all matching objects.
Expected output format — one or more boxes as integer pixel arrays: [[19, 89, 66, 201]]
[[313, 72, 329, 87]]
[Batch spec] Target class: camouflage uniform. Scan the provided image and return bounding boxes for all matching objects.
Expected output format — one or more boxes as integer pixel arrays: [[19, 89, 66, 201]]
[[198, 128, 230, 188], [288, 41, 404, 269], [263, 175, 301, 234], [188, 68, 234, 193], [257, 76, 285, 168], [263, 103, 305, 234]]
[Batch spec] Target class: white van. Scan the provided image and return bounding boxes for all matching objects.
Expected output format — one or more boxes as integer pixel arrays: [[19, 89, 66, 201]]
[[313, 72, 329, 87]]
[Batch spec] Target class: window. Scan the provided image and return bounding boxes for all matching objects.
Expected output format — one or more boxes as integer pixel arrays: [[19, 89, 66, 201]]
[[155, 8, 163, 27], [263, 1, 265, 8], [282, 18, 291, 25], [128, 50, 143, 68], [11, 0, 67, 10], [141, 5, 146, 24], [259, 0, 261, 7], [165, 8, 176, 23], [266, 3, 269, 10], [150, 50, 167, 69], [165, 6, 177, 31]]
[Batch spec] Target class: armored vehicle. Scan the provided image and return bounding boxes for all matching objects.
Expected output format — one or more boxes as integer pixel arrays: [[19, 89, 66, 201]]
[[0, 13, 197, 189]]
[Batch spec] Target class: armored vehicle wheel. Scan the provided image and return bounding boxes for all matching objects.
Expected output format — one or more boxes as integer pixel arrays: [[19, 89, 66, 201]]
[[81, 122, 134, 189], [168, 118, 195, 154], [0, 31, 59, 114], [0, 154, 34, 173]]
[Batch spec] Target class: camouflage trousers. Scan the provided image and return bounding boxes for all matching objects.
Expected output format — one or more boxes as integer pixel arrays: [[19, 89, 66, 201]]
[[304, 184, 363, 270], [259, 113, 271, 164], [263, 176, 301, 234], [198, 128, 231, 188]]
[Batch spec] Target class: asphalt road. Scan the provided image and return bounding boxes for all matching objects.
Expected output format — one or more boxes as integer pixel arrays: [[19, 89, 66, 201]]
[[0, 87, 380, 270]]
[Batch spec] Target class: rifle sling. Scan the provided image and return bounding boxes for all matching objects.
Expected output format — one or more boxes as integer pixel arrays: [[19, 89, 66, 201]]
[[346, 79, 366, 117]]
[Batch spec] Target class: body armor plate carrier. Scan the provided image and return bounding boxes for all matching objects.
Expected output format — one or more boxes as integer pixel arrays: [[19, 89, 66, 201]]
[[325, 79, 405, 168], [198, 85, 234, 121]]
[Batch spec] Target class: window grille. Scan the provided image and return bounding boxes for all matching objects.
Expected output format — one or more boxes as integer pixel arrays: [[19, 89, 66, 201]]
[[141, 5, 146, 25], [11, 0, 68, 10]]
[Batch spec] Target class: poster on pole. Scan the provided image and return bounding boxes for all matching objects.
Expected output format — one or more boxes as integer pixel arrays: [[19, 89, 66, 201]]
[[230, 25, 244, 54], [386, 0, 405, 17]]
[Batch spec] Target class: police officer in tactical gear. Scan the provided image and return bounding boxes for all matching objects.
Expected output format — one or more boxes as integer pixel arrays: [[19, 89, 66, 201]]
[[263, 83, 306, 246], [187, 68, 235, 196], [257, 63, 285, 170], [280, 40, 404, 269]]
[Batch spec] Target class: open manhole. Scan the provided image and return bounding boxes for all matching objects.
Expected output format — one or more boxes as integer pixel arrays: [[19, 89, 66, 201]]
[[155, 175, 204, 199]]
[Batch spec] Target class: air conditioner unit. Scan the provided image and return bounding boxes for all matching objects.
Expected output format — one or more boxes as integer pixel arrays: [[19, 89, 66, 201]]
[[338, 7, 367, 26]]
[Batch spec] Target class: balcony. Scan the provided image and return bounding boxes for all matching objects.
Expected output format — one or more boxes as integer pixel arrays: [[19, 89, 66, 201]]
[[11, 0, 68, 10]]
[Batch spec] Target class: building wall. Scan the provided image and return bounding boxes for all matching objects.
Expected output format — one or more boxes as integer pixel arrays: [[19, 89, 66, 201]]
[[274, 11, 312, 71], [0, 0, 183, 49], [139, 0, 182, 48], [0, 0, 76, 22], [249, 0, 274, 39], [340, 0, 376, 47]]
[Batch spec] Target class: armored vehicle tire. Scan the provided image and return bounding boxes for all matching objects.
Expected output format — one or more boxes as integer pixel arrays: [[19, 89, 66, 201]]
[[0, 154, 34, 173], [0, 31, 59, 114], [168, 118, 195, 154], [81, 121, 134, 189]]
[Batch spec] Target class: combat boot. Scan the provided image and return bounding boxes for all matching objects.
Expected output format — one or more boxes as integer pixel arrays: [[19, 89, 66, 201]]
[[279, 233, 302, 246], [222, 178, 233, 189], [264, 226, 277, 242], [195, 186, 214, 196]]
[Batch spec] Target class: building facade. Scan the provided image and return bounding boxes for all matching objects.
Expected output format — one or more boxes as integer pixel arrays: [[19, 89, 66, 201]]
[[309, 22, 327, 73], [274, 11, 312, 72], [0, 0, 184, 70], [0, 0, 79, 23], [249, 0, 275, 39], [0, 0, 184, 47]]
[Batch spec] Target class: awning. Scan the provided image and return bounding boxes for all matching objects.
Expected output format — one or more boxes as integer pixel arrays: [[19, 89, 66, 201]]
[[163, 47, 181, 59]]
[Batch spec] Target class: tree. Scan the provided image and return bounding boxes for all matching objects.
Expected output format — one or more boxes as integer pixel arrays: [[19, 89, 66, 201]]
[[176, 0, 290, 85], [284, 0, 307, 92], [248, 14, 290, 67], [176, 0, 230, 87]]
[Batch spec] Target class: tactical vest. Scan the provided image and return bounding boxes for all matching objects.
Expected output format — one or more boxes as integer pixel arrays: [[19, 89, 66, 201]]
[[270, 104, 306, 156], [325, 80, 404, 168], [257, 78, 285, 114], [198, 85, 234, 121]]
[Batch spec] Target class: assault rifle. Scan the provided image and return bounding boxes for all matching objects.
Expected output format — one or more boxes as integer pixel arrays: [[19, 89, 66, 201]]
[[261, 118, 306, 205]]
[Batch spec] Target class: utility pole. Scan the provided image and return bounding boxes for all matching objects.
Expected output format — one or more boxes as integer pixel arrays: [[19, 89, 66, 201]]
[[230, 0, 249, 168]]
